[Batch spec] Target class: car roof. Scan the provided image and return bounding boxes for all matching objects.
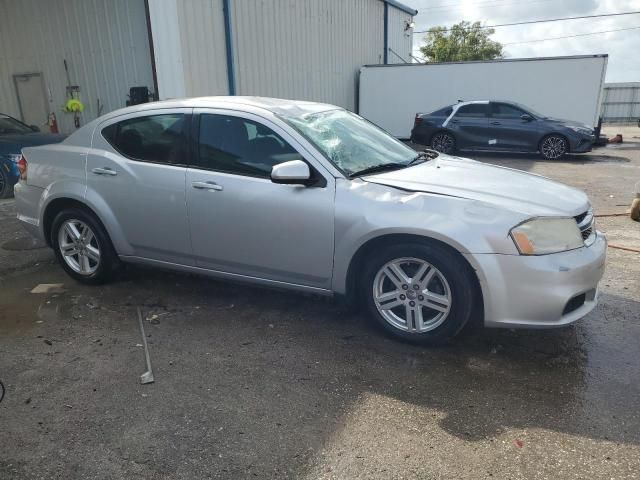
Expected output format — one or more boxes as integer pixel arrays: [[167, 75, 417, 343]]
[[99, 96, 340, 122], [454, 100, 490, 106]]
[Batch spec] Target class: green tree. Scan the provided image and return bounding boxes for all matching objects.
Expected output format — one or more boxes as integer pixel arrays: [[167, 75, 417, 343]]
[[419, 21, 503, 62]]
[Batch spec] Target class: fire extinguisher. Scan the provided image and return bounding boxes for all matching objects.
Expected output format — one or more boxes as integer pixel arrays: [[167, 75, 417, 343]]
[[48, 112, 59, 134]]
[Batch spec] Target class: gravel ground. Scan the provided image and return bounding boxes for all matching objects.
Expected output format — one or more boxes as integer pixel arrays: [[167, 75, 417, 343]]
[[0, 135, 639, 479]]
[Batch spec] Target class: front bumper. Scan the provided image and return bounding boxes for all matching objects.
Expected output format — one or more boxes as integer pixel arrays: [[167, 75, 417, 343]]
[[569, 134, 595, 153], [466, 232, 607, 328], [1, 158, 20, 186]]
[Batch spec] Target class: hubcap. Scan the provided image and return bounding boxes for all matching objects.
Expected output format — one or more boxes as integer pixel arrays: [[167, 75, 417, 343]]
[[542, 136, 566, 159], [58, 219, 101, 275], [373, 257, 452, 333], [431, 133, 454, 153]]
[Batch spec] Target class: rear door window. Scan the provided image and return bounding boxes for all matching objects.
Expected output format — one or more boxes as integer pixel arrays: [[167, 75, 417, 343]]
[[102, 114, 187, 164], [491, 103, 526, 119], [455, 104, 488, 118], [197, 114, 299, 178]]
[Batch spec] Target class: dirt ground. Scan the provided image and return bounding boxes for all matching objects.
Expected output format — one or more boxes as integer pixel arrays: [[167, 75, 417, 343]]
[[1, 128, 639, 479]]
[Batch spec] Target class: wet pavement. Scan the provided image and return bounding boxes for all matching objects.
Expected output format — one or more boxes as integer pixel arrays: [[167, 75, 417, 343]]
[[1, 140, 639, 479]]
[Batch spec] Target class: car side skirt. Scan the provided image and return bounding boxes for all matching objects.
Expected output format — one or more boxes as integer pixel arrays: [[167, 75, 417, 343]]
[[119, 255, 334, 297]]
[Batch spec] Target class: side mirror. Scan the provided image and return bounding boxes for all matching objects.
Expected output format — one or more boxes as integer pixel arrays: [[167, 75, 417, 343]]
[[30, 125, 40, 132], [271, 159, 311, 185], [521, 114, 533, 122]]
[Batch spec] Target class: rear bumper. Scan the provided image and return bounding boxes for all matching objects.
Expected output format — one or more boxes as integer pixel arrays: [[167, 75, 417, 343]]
[[410, 126, 434, 146], [14, 182, 46, 242], [466, 232, 607, 328]]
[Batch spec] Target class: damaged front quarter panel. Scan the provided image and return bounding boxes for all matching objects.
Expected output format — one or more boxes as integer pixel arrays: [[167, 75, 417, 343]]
[[330, 178, 525, 294]]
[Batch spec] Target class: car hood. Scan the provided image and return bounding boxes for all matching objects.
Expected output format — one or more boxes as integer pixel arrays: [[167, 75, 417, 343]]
[[544, 117, 592, 130], [0, 133, 67, 154], [363, 155, 590, 217]]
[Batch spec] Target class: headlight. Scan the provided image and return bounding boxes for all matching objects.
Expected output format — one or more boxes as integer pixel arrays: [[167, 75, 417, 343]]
[[510, 217, 583, 255], [568, 126, 593, 136]]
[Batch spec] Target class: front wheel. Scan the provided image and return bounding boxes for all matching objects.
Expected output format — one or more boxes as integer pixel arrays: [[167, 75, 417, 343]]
[[540, 134, 568, 160], [362, 243, 475, 344], [51, 208, 119, 284]]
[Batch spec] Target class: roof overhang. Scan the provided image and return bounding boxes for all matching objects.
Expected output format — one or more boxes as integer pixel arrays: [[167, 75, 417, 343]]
[[383, 0, 418, 16]]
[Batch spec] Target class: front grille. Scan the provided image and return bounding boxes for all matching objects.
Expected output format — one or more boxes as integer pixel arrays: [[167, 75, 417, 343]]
[[574, 208, 595, 242]]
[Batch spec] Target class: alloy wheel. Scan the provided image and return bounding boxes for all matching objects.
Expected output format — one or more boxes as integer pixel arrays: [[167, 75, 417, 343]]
[[431, 133, 454, 154], [372, 257, 452, 333], [58, 219, 101, 275], [541, 136, 567, 159]]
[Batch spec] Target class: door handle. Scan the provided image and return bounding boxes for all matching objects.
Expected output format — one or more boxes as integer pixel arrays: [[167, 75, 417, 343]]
[[91, 167, 117, 176], [490, 121, 501, 125], [192, 181, 223, 191], [450, 119, 459, 123]]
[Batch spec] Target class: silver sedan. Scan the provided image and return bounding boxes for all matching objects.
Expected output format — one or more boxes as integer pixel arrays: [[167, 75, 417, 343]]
[[15, 97, 606, 343]]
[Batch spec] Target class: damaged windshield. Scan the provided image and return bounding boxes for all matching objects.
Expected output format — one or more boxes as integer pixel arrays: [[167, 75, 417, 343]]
[[283, 109, 428, 177]]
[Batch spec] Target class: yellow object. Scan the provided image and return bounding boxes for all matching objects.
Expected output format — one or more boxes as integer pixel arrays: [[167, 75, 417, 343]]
[[64, 98, 84, 113]]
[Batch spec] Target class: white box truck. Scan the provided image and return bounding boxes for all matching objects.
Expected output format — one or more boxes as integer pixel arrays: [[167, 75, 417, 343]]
[[358, 54, 608, 138]]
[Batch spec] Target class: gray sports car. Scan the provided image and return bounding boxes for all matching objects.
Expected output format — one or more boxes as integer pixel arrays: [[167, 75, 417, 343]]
[[410, 100, 595, 160]]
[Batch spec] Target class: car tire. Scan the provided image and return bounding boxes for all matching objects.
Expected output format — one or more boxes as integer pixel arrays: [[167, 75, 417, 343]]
[[51, 207, 120, 285], [361, 242, 475, 344], [430, 131, 456, 155], [540, 134, 568, 160], [0, 168, 11, 199]]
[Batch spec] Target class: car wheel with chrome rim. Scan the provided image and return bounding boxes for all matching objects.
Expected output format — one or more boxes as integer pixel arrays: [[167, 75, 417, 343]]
[[51, 208, 119, 284], [540, 134, 568, 160], [362, 242, 475, 344], [430, 132, 456, 154]]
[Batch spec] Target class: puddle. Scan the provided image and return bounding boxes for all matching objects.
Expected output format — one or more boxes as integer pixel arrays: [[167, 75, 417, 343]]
[[0, 267, 72, 334]]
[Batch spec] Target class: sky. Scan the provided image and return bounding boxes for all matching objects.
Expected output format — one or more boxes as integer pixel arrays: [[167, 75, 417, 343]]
[[410, 0, 640, 82]]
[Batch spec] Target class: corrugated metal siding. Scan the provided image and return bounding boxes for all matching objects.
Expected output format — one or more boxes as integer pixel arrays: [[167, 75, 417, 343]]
[[387, 5, 413, 64], [176, 0, 229, 96], [601, 82, 640, 123], [148, 0, 187, 99], [0, 0, 153, 133], [230, 0, 385, 111]]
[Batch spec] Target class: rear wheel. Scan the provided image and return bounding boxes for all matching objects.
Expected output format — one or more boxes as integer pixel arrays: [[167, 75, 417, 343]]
[[540, 134, 568, 160], [362, 243, 475, 344], [430, 132, 456, 154], [51, 208, 119, 284], [0, 168, 11, 198]]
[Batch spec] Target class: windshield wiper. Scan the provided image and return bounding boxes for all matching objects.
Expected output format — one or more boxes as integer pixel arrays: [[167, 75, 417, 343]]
[[350, 162, 406, 178], [408, 149, 439, 166]]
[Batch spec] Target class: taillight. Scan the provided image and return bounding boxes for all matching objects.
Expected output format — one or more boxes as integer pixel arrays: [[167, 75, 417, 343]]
[[414, 115, 423, 126], [17, 154, 27, 181]]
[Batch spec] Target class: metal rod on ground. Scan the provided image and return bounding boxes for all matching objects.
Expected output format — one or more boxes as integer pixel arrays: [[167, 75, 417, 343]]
[[608, 244, 640, 253], [137, 307, 155, 384]]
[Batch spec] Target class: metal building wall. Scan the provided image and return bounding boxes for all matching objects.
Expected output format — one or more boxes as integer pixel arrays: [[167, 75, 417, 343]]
[[601, 83, 640, 123], [147, 0, 187, 99], [230, 0, 385, 111], [176, 0, 230, 97], [387, 5, 414, 64], [0, 0, 153, 133]]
